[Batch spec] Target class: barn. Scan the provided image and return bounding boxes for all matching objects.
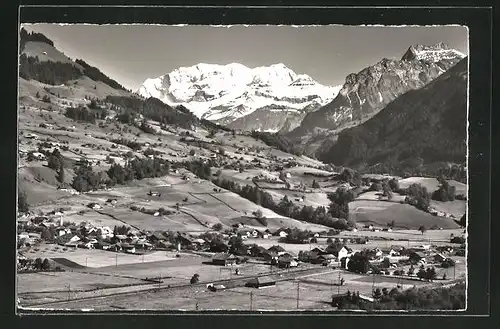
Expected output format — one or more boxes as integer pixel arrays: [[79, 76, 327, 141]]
[[246, 275, 277, 289]]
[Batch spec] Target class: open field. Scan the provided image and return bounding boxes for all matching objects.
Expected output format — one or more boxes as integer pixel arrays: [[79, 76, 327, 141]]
[[337, 228, 464, 242], [17, 271, 146, 294], [430, 200, 466, 218], [350, 201, 461, 230], [398, 177, 467, 195], [19, 264, 465, 311], [355, 190, 406, 203], [25, 243, 179, 268]]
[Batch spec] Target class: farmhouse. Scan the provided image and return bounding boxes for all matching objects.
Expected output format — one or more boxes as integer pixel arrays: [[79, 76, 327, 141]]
[[408, 251, 427, 264], [87, 202, 102, 210], [262, 251, 279, 262], [122, 243, 136, 253], [95, 241, 111, 250], [108, 243, 123, 252], [246, 276, 277, 289], [32, 152, 46, 160], [311, 247, 326, 255], [212, 253, 238, 266], [325, 245, 352, 260], [250, 245, 269, 257], [331, 293, 375, 307], [65, 241, 80, 248], [277, 253, 298, 268], [268, 245, 286, 255], [174, 232, 194, 247], [18, 232, 30, 240], [316, 254, 337, 264], [79, 241, 95, 249], [433, 253, 448, 262]]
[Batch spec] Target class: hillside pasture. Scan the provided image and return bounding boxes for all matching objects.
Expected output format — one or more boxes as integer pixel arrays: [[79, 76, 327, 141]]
[[398, 177, 467, 195], [349, 201, 461, 230], [18, 174, 71, 206], [355, 190, 406, 203], [22, 41, 80, 66], [430, 200, 466, 218], [97, 207, 206, 232]]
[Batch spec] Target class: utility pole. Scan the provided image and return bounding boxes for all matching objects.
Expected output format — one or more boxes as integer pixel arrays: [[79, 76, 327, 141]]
[[85, 257, 88, 268], [67, 284, 71, 301], [372, 273, 375, 296], [337, 272, 341, 294], [115, 254, 118, 268], [196, 302, 199, 311], [250, 291, 253, 311], [296, 281, 300, 309], [159, 272, 161, 289], [453, 264, 456, 280], [142, 254, 145, 263]]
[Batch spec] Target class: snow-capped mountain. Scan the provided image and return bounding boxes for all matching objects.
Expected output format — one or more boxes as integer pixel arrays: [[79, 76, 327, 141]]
[[137, 63, 341, 131], [401, 42, 465, 62]]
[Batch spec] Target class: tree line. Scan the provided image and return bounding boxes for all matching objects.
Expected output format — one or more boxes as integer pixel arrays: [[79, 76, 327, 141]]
[[19, 54, 83, 85], [211, 176, 356, 229], [64, 106, 98, 123], [250, 130, 303, 156], [20, 27, 54, 52], [75, 59, 127, 91], [336, 283, 465, 311]]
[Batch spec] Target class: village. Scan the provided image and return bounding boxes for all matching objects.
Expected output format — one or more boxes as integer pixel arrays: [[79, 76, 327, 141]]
[[17, 71, 467, 311], [17, 196, 466, 311]]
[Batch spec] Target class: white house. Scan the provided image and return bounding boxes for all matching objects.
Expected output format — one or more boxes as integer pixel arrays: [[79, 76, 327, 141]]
[[279, 231, 288, 238], [18, 232, 30, 240], [338, 246, 352, 260], [262, 234, 270, 239], [313, 233, 320, 238], [70, 234, 81, 242], [81, 241, 95, 249], [56, 227, 71, 237], [32, 152, 46, 160]]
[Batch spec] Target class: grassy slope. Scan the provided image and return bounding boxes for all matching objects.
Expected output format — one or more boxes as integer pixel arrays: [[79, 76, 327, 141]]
[[22, 41, 83, 69], [350, 202, 461, 229]]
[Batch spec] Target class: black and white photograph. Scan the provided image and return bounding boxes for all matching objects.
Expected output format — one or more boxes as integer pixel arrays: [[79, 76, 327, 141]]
[[16, 20, 471, 312]]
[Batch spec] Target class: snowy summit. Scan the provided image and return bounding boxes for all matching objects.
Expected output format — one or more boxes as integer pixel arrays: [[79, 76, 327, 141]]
[[137, 63, 341, 125]]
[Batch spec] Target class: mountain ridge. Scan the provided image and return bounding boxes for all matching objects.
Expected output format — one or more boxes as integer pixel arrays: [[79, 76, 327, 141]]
[[286, 42, 465, 154], [318, 56, 468, 171]]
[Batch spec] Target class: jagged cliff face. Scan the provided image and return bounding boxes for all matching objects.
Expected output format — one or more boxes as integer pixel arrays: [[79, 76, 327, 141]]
[[287, 43, 466, 151], [318, 57, 468, 168]]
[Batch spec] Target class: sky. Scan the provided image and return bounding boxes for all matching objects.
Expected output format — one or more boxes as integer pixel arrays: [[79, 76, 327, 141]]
[[22, 24, 468, 91]]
